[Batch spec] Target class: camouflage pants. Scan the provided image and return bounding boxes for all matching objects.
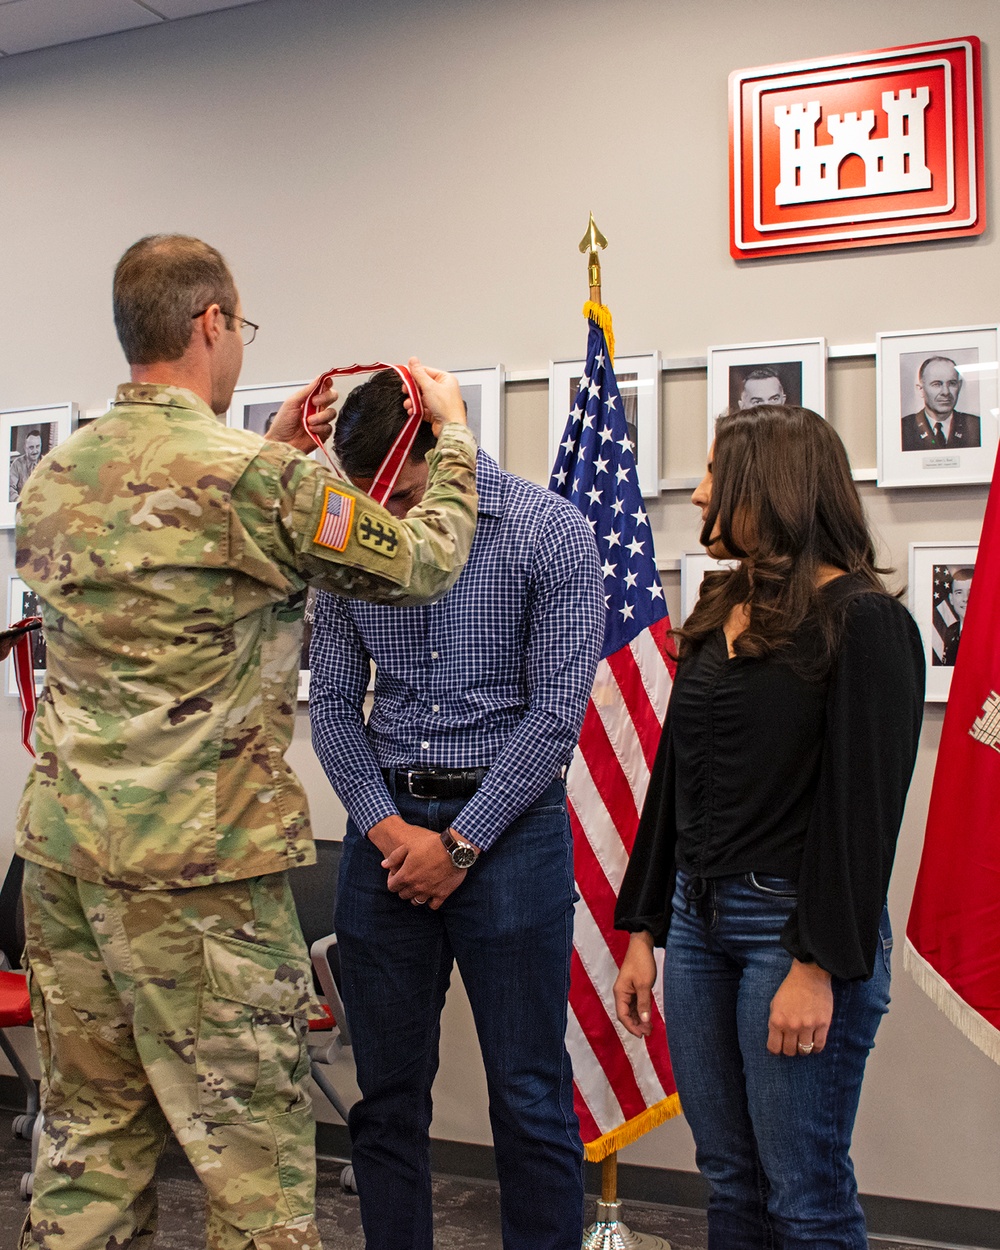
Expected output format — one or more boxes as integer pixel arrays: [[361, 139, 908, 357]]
[[19, 862, 324, 1250]]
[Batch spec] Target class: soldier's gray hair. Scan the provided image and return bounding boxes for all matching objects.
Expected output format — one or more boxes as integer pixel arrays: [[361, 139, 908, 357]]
[[113, 235, 239, 365]]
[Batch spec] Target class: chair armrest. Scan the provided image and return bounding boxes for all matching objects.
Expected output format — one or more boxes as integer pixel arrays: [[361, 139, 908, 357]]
[[309, 934, 351, 1049]]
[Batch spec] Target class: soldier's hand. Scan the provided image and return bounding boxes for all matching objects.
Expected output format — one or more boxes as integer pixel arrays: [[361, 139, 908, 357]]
[[407, 358, 468, 437], [264, 377, 338, 453]]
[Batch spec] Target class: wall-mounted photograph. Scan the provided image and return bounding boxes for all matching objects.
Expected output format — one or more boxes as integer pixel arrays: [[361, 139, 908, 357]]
[[227, 380, 307, 438], [908, 541, 979, 701], [450, 365, 504, 463], [877, 326, 999, 487], [0, 403, 76, 529], [707, 338, 826, 449], [679, 551, 741, 623], [6, 575, 45, 697], [548, 352, 661, 497]]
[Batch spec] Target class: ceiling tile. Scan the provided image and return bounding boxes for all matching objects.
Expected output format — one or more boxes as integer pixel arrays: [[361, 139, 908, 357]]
[[0, 0, 160, 55], [142, 0, 268, 17]]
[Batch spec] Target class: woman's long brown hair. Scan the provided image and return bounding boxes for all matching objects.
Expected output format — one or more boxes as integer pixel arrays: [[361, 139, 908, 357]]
[[674, 405, 891, 676]]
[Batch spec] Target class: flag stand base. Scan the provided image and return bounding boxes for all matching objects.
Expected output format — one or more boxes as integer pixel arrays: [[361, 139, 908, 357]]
[[581, 1200, 670, 1249]]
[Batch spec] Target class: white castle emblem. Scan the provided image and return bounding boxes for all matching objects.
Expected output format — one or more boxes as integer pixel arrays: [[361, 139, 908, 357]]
[[774, 88, 931, 206], [970, 691, 1000, 753]]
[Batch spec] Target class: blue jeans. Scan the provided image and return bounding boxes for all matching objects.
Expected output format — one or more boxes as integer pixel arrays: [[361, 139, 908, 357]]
[[335, 777, 584, 1250], [663, 870, 891, 1250]]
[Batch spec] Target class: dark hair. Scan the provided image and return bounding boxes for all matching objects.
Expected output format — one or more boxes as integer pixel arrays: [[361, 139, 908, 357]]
[[334, 369, 437, 477], [24, 430, 41, 441], [677, 405, 890, 676], [113, 234, 238, 365], [950, 566, 975, 584], [918, 355, 958, 383], [742, 366, 782, 385]]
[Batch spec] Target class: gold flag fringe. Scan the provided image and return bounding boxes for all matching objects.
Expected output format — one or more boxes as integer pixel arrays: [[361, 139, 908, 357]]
[[582, 1093, 682, 1163], [904, 939, 1000, 1065], [583, 300, 615, 364]]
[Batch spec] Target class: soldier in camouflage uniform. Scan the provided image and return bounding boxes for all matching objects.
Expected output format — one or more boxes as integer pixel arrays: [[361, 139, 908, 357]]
[[15, 234, 478, 1250]]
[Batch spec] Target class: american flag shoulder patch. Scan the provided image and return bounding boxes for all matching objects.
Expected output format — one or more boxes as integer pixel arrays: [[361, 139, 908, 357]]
[[313, 485, 355, 552]]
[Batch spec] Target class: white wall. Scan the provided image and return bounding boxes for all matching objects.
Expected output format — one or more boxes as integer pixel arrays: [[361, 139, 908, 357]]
[[1, 0, 998, 1213]]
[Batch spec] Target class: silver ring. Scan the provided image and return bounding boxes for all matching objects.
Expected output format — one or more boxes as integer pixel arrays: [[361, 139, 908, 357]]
[[412, 897, 428, 906], [797, 1041, 815, 1054]]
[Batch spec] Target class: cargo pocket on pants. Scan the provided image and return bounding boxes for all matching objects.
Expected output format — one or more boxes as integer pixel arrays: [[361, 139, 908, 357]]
[[196, 931, 315, 1123]]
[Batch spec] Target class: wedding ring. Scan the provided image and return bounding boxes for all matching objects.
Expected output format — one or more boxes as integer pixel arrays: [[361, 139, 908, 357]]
[[797, 1041, 815, 1054], [412, 897, 428, 906]]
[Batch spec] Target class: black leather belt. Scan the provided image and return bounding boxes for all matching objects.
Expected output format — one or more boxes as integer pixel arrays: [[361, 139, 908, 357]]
[[382, 767, 488, 799]]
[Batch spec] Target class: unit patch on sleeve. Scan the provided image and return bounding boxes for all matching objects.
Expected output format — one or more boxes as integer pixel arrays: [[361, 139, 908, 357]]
[[356, 511, 401, 559], [314, 485, 356, 552]]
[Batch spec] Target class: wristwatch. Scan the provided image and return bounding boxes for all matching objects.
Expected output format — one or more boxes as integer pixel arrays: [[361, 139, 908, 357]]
[[440, 828, 479, 870]]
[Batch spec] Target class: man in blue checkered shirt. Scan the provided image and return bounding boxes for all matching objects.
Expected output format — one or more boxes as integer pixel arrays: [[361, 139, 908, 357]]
[[309, 369, 603, 1250]]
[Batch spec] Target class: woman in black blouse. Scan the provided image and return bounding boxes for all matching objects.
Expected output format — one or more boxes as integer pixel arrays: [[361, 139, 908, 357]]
[[613, 406, 924, 1250]]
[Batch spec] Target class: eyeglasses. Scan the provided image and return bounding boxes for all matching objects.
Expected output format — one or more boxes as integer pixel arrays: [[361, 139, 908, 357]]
[[191, 307, 258, 346]]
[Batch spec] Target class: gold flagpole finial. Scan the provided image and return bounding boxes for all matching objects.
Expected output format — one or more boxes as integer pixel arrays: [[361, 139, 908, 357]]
[[579, 212, 608, 305]]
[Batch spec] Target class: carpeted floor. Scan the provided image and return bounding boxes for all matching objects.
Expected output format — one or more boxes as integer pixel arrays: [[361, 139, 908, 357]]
[[0, 1110, 980, 1249]]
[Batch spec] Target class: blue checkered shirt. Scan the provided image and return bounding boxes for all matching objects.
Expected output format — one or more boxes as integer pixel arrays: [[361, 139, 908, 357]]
[[309, 450, 604, 851]]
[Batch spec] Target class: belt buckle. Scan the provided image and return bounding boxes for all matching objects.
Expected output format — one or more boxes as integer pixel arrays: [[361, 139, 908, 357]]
[[406, 769, 432, 798]]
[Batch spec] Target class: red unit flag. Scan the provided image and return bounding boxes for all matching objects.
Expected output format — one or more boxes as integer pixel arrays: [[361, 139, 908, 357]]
[[906, 449, 1000, 1062]]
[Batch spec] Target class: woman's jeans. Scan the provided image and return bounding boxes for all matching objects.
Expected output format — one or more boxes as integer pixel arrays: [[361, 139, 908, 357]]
[[663, 870, 891, 1250]]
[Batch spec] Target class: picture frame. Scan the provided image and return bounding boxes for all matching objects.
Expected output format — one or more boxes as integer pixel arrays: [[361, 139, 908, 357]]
[[908, 541, 979, 702], [227, 380, 308, 438], [548, 352, 661, 498], [0, 403, 76, 529], [706, 338, 826, 448], [876, 325, 999, 488], [298, 587, 317, 701], [6, 575, 46, 697], [451, 365, 504, 463], [297, 589, 375, 702], [680, 551, 740, 623]]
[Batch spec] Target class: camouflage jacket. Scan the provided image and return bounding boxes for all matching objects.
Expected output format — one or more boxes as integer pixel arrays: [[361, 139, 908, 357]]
[[15, 383, 477, 890]]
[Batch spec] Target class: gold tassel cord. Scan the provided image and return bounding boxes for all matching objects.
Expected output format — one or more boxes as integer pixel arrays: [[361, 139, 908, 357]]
[[582, 1093, 682, 1163], [583, 299, 616, 365]]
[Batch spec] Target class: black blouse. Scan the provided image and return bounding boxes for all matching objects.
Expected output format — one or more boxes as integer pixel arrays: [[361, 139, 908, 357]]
[[614, 578, 925, 980]]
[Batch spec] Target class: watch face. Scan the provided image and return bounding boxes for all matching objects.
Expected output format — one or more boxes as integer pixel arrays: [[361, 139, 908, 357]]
[[451, 844, 478, 869]]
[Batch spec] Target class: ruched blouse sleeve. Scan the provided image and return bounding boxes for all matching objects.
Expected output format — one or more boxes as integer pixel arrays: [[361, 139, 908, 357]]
[[781, 592, 925, 979], [614, 709, 678, 945]]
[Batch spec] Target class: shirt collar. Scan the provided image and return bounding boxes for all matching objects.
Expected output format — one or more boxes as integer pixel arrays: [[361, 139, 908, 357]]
[[114, 382, 221, 422], [475, 449, 506, 519]]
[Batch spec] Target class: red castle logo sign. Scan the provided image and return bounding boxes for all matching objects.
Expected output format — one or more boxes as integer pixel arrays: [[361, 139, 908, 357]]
[[730, 38, 984, 259]]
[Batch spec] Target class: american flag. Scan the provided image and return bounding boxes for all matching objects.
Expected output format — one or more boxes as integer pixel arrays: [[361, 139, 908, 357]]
[[315, 486, 354, 552], [549, 312, 679, 1159]]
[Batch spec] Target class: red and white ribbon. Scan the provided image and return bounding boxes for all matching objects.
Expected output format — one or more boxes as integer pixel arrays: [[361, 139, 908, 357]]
[[302, 362, 424, 506], [7, 618, 42, 757]]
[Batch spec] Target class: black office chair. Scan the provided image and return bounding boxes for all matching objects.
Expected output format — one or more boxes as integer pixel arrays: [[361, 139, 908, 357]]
[[0, 852, 41, 1198]]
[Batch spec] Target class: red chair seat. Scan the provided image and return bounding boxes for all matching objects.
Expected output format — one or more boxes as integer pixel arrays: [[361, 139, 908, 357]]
[[0, 970, 31, 1028], [307, 1003, 336, 1031]]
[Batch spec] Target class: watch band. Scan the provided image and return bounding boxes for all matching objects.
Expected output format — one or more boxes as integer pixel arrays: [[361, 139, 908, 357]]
[[440, 828, 479, 870]]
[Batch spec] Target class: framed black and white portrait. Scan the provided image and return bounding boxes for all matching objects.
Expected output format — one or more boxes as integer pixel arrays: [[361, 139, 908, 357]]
[[0, 403, 76, 529], [680, 551, 740, 623], [450, 366, 504, 463], [908, 542, 979, 701], [877, 326, 999, 487], [707, 339, 826, 448], [6, 576, 46, 697], [227, 380, 307, 438], [548, 352, 661, 497], [298, 587, 316, 701]]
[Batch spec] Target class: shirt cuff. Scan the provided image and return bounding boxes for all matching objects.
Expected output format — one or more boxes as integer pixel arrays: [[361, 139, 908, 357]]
[[347, 783, 400, 838]]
